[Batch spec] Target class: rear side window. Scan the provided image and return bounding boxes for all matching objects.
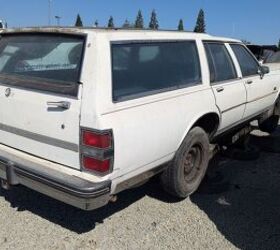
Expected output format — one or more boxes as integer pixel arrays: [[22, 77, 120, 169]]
[[112, 41, 201, 102], [204, 43, 237, 83], [0, 34, 85, 96], [230, 44, 259, 77]]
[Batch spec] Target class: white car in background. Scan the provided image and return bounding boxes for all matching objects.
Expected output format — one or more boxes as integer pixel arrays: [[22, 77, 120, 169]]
[[265, 51, 280, 72]]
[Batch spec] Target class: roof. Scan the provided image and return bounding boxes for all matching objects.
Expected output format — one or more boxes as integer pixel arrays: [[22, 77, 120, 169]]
[[0, 26, 241, 43]]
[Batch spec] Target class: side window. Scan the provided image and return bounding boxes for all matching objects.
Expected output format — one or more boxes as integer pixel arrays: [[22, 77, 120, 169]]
[[204, 43, 237, 83], [230, 44, 259, 77], [112, 41, 201, 102]]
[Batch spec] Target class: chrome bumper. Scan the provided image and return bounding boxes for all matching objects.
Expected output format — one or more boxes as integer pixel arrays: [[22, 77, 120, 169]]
[[0, 157, 111, 211]]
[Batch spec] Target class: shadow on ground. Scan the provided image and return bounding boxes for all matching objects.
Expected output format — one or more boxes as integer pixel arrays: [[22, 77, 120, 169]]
[[191, 127, 280, 250], [0, 171, 178, 234], [1, 128, 280, 249]]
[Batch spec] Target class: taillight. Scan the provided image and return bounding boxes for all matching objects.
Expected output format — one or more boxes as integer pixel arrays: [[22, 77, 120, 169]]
[[82, 130, 111, 149], [83, 156, 111, 173], [80, 128, 113, 175]]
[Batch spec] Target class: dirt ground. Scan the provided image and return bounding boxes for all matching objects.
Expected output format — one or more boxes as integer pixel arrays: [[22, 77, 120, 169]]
[[1, 128, 280, 250]]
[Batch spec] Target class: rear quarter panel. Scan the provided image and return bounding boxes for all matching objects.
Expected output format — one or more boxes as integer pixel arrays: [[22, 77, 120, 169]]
[[80, 33, 220, 191]]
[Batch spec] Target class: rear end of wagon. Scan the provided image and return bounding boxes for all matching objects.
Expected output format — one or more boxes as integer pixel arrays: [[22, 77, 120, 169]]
[[0, 30, 112, 210]]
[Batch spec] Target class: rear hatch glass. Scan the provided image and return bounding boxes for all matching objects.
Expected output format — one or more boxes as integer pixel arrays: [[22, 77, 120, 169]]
[[0, 34, 85, 96]]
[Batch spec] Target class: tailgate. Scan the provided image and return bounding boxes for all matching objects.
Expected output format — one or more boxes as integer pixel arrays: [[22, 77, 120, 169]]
[[0, 33, 85, 169]]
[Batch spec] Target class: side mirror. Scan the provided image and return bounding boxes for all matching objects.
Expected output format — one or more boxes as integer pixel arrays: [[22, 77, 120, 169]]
[[261, 65, 270, 74], [258, 65, 270, 79]]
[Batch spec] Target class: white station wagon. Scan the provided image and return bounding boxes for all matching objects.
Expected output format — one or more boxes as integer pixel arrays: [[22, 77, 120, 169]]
[[0, 27, 279, 210]]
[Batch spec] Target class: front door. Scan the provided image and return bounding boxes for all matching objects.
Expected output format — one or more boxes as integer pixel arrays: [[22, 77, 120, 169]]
[[230, 44, 278, 118]]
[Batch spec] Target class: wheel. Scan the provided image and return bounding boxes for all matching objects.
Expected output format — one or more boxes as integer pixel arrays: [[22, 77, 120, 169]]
[[259, 115, 279, 133], [161, 127, 210, 198]]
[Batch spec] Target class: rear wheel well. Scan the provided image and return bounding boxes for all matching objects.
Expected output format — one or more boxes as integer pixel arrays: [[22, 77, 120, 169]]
[[191, 113, 220, 140]]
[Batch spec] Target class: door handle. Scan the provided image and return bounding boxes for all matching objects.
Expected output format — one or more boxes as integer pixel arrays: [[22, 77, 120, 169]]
[[216, 87, 224, 92], [246, 80, 253, 84], [47, 101, 71, 109]]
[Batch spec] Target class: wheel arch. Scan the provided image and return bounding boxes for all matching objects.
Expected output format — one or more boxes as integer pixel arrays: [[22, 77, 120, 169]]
[[177, 112, 220, 150]]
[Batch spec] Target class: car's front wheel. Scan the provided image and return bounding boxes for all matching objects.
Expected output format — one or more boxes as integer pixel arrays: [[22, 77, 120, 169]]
[[161, 127, 210, 198]]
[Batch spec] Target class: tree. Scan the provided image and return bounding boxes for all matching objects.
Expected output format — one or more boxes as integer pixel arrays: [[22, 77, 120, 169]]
[[94, 20, 99, 27], [278, 39, 280, 49], [122, 19, 132, 28], [75, 14, 83, 27], [178, 19, 184, 31], [135, 10, 144, 29], [149, 9, 159, 30], [194, 9, 206, 33], [108, 16, 114, 28]]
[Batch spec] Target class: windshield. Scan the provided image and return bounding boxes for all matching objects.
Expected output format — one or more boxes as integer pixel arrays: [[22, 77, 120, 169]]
[[0, 34, 84, 96], [265, 51, 280, 63]]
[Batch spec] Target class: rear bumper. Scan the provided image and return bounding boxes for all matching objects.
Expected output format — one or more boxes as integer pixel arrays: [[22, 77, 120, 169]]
[[0, 154, 111, 211]]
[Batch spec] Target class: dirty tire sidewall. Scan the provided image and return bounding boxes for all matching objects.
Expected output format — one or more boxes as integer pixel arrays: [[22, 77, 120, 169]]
[[161, 127, 210, 198]]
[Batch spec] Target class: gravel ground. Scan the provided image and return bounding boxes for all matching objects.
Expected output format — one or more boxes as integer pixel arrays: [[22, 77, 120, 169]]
[[1, 128, 280, 250]]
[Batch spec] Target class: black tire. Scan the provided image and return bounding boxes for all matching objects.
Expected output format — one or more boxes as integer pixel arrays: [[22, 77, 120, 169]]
[[161, 127, 210, 198], [259, 115, 279, 133]]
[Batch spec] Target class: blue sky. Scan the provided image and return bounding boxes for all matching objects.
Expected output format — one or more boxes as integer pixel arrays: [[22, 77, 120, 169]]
[[1, 0, 280, 45]]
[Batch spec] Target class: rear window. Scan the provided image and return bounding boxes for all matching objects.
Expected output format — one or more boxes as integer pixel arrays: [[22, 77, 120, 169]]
[[204, 43, 237, 83], [112, 41, 201, 102], [0, 34, 85, 96]]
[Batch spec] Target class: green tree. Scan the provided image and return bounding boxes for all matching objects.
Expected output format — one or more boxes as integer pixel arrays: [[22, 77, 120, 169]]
[[75, 14, 83, 27], [178, 19, 184, 31], [135, 10, 144, 29], [149, 9, 159, 30], [122, 19, 131, 28], [108, 16, 114, 28], [194, 9, 206, 33]]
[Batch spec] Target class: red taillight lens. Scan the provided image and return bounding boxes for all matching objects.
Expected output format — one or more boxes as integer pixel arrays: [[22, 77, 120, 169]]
[[82, 130, 111, 148], [81, 128, 113, 175], [83, 156, 111, 173]]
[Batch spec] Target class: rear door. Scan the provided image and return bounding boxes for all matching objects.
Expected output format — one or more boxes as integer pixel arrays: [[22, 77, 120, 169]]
[[230, 44, 278, 118], [204, 42, 246, 130], [0, 33, 85, 169]]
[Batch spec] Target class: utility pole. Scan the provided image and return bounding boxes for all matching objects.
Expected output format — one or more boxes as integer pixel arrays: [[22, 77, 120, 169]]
[[55, 16, 61, 26], [48, 0, 52, 26], [232, 22, 236, 37]]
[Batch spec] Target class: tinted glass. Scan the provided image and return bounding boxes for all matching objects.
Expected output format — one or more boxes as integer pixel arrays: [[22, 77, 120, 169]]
[[204, 43, 237, 83], [112, 41, 201, 102], [0, 34, 84, 96], [230, 44, 259, 77]]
